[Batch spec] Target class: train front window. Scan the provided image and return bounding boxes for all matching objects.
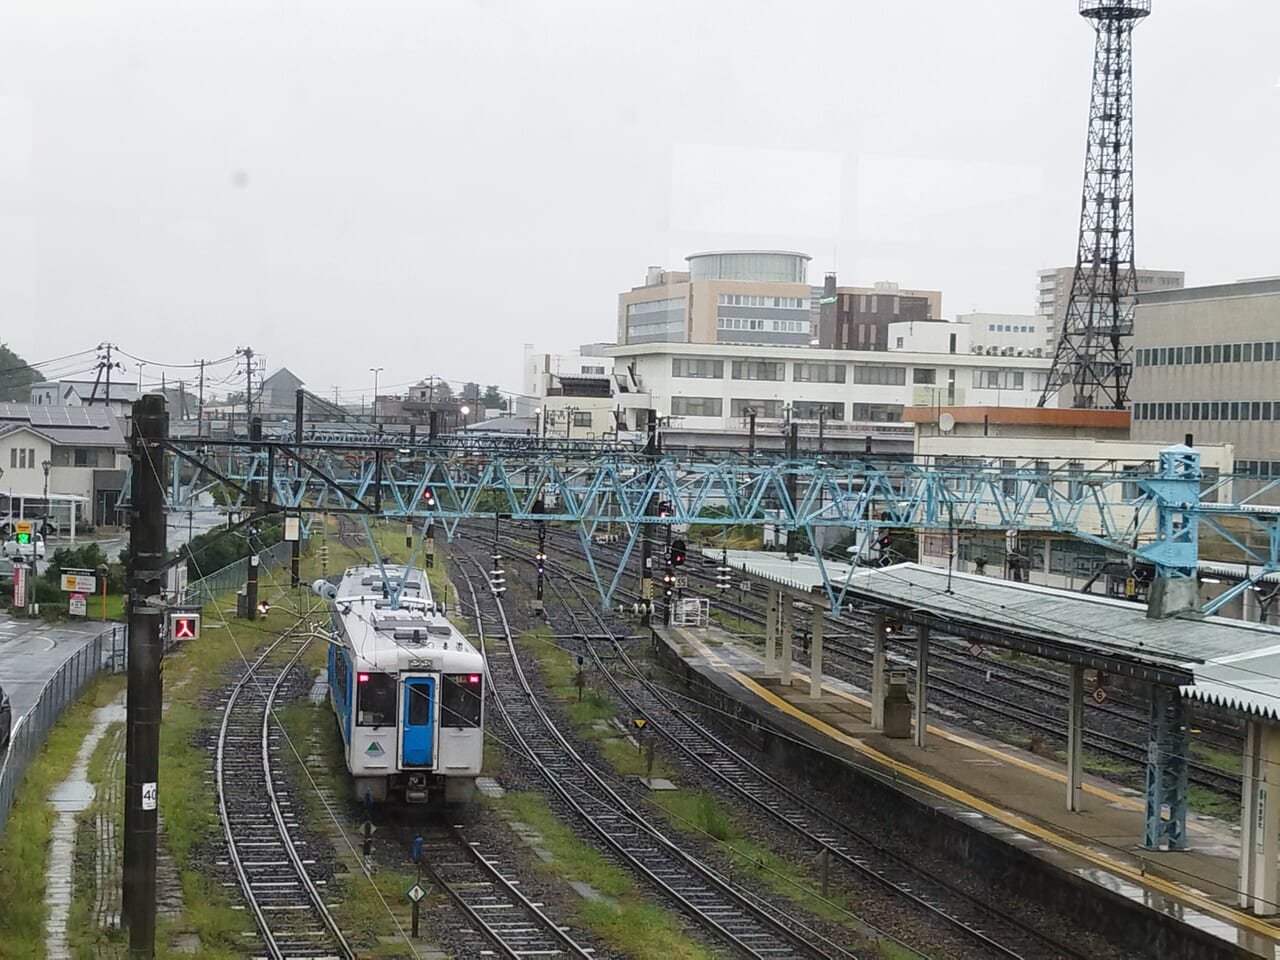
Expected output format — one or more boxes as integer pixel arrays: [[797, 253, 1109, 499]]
[[407, 682, 431, 725], [442, 673, 483, 727], [356, 672, 396, 726]]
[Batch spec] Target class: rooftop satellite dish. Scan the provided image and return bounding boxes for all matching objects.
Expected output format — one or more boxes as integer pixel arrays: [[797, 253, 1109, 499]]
[[938, 412, 955, 433]]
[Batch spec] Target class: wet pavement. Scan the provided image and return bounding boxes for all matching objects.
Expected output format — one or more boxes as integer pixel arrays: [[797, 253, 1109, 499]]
[[0, 617, 119, 722]]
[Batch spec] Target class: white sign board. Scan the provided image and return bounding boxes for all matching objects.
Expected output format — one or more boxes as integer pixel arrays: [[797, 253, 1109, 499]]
[[141, 782, 157, 811], [61, 573, 97, 593], [284, 516, 301, 542], [165, 564, 188, 600], [69, 593, 87, 617]]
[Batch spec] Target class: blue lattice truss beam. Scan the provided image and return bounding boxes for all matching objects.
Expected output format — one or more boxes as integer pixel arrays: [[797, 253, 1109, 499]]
[[147, 438, 1280, 614]]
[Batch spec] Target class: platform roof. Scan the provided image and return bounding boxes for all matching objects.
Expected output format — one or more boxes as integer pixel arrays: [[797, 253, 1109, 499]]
[[715, 552, 1280, 702]]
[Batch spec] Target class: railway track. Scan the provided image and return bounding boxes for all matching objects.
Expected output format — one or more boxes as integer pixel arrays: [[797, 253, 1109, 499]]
[[521, 522, 1244, 797], [216, 628, 355, 960], [530, 550, 1096, 960], [417, 822, 596, 959], [455, 554, 858, 960]]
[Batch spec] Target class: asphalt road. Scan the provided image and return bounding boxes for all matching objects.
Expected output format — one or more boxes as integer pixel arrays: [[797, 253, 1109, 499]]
[[0, 616, 119, 723]]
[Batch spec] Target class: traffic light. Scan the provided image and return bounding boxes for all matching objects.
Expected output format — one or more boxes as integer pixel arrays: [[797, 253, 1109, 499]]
[[877, 532, 893, 551], [14, 531, 29, 545], [670, 539, 686, 566]]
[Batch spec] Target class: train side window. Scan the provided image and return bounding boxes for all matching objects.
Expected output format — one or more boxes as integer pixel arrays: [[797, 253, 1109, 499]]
[[407, 683, 431, 725], [356, 672, 397, 726], [442, 673, 483, 727], [333, 652, 349, 707]]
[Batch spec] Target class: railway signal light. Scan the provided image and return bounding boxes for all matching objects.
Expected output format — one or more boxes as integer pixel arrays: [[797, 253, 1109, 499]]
[[670, 539, 686, 566], [422, 487, 436, 508], [657, 500, 673, 518], [535, 551, 546, 574], [256, 599, 271, 616]]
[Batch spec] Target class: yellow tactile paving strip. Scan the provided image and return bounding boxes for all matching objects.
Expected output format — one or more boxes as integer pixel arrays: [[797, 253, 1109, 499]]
[[675, 628, 1280, 942]]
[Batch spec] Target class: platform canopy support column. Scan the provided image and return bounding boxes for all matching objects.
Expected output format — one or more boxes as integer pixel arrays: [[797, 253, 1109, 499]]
[[1143, 685, 1189, 850], [809, 606, 824, 699], [871, 611, 886, 730], [1067, 665, 1085, 812], [1239, 720, 1280, 915], [764, 586, 778, 676], [779, 595, 794, 686], [913, 623, 929, 748]]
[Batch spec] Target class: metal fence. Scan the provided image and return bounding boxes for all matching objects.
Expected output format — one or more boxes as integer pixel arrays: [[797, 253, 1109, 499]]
[[181, 539, 297, 607], [0, 624, 126, 844]]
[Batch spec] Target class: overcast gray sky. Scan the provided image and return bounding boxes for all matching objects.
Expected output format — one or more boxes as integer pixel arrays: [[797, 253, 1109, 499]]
[[0, 0, 1275, 404]]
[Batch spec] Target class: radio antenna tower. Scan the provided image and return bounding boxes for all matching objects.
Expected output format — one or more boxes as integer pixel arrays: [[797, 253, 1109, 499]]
[[1040, 0, 1151, 410]]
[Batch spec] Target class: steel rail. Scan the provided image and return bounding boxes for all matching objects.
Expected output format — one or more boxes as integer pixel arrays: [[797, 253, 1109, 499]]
[[216, 631, 355, 960], [457, 559, 855, 960]]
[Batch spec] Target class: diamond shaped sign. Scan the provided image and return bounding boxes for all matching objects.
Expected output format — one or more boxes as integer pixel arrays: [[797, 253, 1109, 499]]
[[407, 882, 427, 903]]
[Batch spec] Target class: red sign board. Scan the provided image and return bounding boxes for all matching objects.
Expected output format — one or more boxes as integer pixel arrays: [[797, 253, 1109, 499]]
[[12, 565, 27, 607]]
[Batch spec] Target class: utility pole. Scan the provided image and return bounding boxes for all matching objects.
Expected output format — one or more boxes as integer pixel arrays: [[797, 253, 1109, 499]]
[[196, 360, 205, 438], [237, 347, 255, 434], [122, 394, 167, 958]]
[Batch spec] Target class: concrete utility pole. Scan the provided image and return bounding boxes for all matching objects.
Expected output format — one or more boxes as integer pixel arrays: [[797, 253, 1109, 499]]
[[238, 347, 255, 432], [122, 394, 167, 958], [196, 360, 205, 438]]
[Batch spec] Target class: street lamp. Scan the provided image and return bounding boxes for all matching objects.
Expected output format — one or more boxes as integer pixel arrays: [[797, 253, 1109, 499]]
[[459, 405, 470, 432], [534, 406, 542, 438], [369, 367, 384, 427]]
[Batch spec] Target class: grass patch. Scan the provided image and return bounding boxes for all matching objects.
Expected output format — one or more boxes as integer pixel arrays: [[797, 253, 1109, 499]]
[[1187, 786, 1239, 821], [492, 791, 716, 960], [1081, 750, 1137, 775], [0, 672, 125, 960], [1191, 741, 1242, 775]]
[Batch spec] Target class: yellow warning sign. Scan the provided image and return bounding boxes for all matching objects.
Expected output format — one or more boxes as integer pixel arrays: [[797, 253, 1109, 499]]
[[633, 718, 646, 730]]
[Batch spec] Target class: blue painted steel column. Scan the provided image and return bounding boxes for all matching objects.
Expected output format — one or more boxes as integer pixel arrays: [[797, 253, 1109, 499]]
[[1138, 444, 1201, 620], [1143, 685, 1188, 850]]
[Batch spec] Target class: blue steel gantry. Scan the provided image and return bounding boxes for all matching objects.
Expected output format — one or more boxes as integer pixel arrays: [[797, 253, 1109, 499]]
[[152, 433, 1280, 619]]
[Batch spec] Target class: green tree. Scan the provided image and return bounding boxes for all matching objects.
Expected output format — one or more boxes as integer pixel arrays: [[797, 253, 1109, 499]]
[[0, 341, 40, 401], [481, 384, 507, 411]]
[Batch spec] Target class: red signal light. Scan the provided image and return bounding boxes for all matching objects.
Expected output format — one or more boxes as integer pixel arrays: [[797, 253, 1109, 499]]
[[358, 673, 370, 683], [173, 617, 196, 639], [467, 674, 481, 684]]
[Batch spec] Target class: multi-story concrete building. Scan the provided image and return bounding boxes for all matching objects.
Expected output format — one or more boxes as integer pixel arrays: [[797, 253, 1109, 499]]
[[956, 313, 1046, 358], [619, 252, 815, 348], [604, 335, 1051, 455], [1129, 277, 1280, 486], [814, 280, 943, 352], [1036, 265, 1184, 352]]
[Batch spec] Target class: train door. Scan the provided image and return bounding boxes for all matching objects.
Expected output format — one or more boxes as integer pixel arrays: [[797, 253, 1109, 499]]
[[401, 676, 436, 768]]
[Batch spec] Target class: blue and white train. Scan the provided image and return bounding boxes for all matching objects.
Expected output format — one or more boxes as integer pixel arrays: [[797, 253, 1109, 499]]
[[314, 565, 484, 805]]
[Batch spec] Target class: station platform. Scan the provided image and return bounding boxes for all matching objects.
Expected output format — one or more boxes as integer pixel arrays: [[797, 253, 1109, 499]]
[[653, 621, 1280, 960]]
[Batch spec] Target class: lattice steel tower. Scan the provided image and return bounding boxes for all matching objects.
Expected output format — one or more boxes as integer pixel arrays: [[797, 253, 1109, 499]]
[[1040, 0, 1151, 409]]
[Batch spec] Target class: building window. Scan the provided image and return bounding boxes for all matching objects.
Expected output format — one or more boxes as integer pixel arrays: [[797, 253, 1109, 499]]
[[73, 448, 96, 467], [1244, 343, 1254, 363], [625, 297, 686, 342], [791, 401, 844, 421], [852, 365, 906, 386], [572, 411, 593, 427], [730, 399, 783, 419], [670, 397, 723, 418], [913, 368, 936, 385], [671, 358, 724, 379], [1232, 343, 1243, 363], [731, 360, 784, 381], [850, 403, 903, 422], [792, 362, 846, 384], [580, 365, 605, 375]]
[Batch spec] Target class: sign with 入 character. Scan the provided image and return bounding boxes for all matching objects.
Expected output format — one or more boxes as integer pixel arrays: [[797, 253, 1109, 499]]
[[169, 612, 201, 641], [69, 593, 87, 617]]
